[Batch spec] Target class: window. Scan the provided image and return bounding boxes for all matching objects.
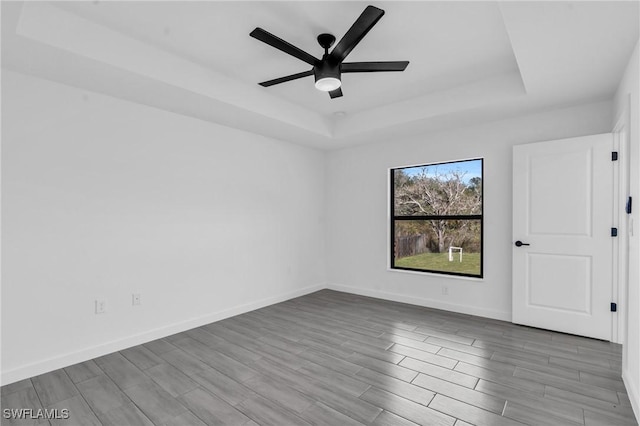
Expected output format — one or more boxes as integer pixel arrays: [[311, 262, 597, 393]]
[[390, 158, 483, 278]]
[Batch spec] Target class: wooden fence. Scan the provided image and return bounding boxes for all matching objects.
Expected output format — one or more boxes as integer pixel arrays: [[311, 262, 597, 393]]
[[395, 234, 429, 258]]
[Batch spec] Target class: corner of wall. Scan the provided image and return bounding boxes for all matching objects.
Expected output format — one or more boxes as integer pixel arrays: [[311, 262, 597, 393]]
[[623, 370, 640, 425]]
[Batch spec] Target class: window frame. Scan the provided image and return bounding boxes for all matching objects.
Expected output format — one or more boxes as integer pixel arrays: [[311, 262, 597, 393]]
[[389, 158, 484, 279]]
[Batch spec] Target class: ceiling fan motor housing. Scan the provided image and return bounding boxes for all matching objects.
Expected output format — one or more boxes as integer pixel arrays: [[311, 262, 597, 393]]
[[314, 60, 341, 85]]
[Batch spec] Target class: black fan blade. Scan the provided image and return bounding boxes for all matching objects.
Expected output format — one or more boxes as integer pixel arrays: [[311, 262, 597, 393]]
[[342, 61, 409, 73], [330, 5, 385, 63], [329, 87, 343, 99], [259, 70, 314, 87], [250, 28, 318, 66]]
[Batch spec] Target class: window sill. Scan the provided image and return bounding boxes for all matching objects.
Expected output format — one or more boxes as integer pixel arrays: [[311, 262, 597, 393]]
[[387, 267, 484, 282]]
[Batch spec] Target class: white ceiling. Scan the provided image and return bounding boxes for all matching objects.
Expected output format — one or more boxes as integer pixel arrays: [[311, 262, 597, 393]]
[[2, 1, 638, 149]]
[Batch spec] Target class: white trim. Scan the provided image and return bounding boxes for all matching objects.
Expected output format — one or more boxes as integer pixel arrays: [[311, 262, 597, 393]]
[[0, 283, 324, 385], [622, 370, 640, 424], [386, 267, 483, 282], [326, 283, 511, 321], [612, 97, 630, 346]]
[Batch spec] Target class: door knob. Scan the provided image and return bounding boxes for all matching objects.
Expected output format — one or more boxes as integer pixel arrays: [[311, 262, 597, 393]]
[[515, 240, 530, 247]]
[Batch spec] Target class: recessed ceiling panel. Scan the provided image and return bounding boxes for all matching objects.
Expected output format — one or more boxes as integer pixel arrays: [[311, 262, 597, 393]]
[[2, 1, 637, 149], [54, 2, 520, 115]]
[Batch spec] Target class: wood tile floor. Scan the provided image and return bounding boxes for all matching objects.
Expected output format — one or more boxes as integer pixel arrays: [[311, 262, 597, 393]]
[[2, 290, 637, 425]]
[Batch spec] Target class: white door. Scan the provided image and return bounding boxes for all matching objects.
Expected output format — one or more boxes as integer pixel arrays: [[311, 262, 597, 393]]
[[512, 133, 614, 340]]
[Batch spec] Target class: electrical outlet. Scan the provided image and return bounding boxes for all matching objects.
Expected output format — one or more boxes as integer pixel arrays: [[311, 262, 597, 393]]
[[95, 299, 107, 314], [442, 286, 449, 296], [132, 294, 141, 306]]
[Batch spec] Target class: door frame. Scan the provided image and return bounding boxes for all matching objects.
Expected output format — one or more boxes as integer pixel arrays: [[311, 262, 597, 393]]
[[613, 96, 631, 345]]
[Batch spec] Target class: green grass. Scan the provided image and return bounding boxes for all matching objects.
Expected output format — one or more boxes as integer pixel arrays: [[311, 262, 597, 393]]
[[395, 252, 481, 275]]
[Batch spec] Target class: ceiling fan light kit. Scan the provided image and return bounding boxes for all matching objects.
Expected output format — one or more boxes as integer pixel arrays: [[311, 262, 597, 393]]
[[250, 5, 409, 99], [315, 77, 341, 92]]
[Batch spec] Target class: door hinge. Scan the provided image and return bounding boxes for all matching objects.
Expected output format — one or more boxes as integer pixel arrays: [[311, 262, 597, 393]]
[[611, 302, 617, 312], [612, 151, 619, 161], [611, 227, 618, 237]]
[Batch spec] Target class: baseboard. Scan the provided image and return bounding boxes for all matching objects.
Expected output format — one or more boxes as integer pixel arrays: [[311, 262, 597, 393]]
[[622, 370, 640, 424], [1, 283, 324, 385], [327, 283, 511, 322]]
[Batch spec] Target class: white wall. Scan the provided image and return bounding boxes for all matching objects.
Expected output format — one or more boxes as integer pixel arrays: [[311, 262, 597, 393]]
[[612, 39, 640, 420], [325, 100, 612, 321], [1, 71, 326, 383]]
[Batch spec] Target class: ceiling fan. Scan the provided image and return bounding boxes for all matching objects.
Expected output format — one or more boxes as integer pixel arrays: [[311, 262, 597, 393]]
[[250, 5, 409, 99]]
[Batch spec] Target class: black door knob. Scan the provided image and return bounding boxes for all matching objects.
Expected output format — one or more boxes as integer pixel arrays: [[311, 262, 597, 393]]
[[515, 240, 530, 247]]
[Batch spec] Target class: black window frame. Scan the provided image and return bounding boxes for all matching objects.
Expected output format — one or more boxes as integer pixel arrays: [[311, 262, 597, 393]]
[[390, 158, 484, 278]]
